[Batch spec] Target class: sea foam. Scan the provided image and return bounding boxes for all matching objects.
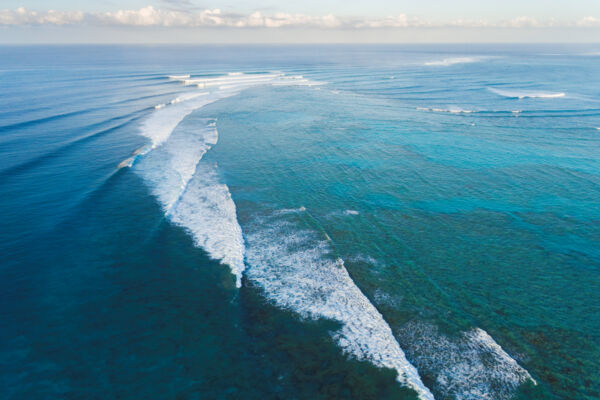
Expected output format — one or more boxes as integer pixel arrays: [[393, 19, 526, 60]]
[[489, 88, 566, 99], [244, 214, 434, 400], [169, 162, 246, 287], [398, 321, 536, 400], [417, 107, 475, 114], [168, 74, 191, 80]]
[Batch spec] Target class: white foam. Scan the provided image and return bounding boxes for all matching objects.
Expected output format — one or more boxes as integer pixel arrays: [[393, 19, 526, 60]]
[[168, 74, 191, 80], [135, 119, 245, 288], [170, 92, 209, 105], [140, 94, 216, 149], [140, 73, 323, 150], [425, 57, 481, 66], [489, 88, 566, 99], [275, 206, 307, 215], [417, 107, 474, 114], [344, 209, 359, 215], [397, 321, 535, 400], [244, 216, 434, 400], [184, 73, 279, 87], [117, 157, 135, 169], [170, 163, 246, 287]]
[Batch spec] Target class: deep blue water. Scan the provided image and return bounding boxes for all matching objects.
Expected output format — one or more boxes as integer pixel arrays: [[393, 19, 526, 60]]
[[1, 45, 599, 400]]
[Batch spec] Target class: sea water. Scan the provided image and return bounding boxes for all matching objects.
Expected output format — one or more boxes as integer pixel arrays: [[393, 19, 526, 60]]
[[1, 45, 599, 400]]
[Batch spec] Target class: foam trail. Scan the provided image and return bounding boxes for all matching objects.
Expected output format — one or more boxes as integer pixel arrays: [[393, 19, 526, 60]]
[[244, 214, 434, 400], [489, 88, 566, 99], [397, 321, 536, 400]]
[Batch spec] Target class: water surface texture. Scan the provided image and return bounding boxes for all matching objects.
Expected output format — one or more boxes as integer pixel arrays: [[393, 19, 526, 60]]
[[1, 45, 599, 400]]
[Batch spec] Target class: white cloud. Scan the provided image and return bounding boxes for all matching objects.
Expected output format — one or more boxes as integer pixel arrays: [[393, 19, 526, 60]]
[[0, 6, 598, 29], [0, 7, 84, 25], [577, 16, 600, 27]]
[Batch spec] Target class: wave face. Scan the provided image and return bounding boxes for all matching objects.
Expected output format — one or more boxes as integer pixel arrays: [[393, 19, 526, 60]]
[[397, 321, 535, 400], [244, 212, 434, 400], [489, 88, 566, 99]]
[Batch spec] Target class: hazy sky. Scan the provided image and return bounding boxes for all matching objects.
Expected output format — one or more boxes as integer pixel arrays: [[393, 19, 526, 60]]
[[1, 0, 599, 43]]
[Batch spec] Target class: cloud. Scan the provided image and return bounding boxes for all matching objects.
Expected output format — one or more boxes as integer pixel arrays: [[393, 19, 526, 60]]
[[0, 7, 84, 25], [0, 6, 598, 29], [577, 16, 600, 27]]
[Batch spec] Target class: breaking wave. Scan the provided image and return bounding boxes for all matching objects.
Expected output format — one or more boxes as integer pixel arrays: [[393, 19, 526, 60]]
[[425, 57, 482, 67], [417, 107, 475, 114], [489, 88, 566, 99], [397, 321, 536, 400], [244, 212, 434, 400], [129, 72, 324, 286]]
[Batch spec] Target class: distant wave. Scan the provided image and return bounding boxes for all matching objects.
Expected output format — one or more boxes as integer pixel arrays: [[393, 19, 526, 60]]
[[244, 214, 434, 400], [417, 107, 475, 114], [489, 88, 566, 99], [398, 321, 536, 400], [167, 74, 190, 80], [424, 57, 482, 67]]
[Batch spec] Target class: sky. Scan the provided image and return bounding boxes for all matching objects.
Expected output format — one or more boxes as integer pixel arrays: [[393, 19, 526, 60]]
[[1, 0, 599, 43]]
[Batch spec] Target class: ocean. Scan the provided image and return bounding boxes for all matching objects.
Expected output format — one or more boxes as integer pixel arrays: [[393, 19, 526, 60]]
[[0, 44, 598, 400]]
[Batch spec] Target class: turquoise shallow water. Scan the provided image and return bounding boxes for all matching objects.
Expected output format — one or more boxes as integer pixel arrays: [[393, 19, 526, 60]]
[[0, 45, 599, 400]]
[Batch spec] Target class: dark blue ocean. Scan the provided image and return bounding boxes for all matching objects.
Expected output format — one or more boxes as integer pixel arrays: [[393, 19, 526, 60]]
[[1, 45, 599, 400]]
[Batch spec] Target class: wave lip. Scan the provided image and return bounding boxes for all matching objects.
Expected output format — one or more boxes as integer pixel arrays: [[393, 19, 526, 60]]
[[425, 57, 481, 66], [244, 216, 434, 400], [489, 88, 566, 99]]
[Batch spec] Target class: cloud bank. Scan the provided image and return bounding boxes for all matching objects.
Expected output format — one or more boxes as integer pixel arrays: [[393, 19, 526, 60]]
[[1, 6, 599, 29]]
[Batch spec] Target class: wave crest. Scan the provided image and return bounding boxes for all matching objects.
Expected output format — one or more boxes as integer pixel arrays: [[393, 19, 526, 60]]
[[425, 57, 481, 66], [489, 88, 566, 99]]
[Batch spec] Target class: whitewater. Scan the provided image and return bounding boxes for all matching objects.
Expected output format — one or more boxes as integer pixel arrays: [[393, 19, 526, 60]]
[[124, 71, 541, 400]]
